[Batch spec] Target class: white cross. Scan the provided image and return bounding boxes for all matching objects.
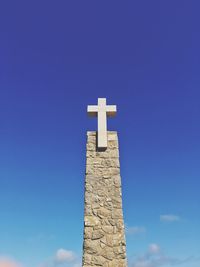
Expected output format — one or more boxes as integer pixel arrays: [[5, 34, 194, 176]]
[[87, 98, 117, 149]]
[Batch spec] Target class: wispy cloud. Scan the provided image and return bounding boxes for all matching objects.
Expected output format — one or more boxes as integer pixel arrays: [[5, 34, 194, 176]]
[[72, 264, 81, 267], [126, 225, 146, 236], [0, 257, 22, 267], [131, 243, 193, 267], [28, 233, 56, 245], [160, 214, 180, 222], [39, 248, 80, 267], [55, 249, 76, 263], [148, 244, 160, 254]]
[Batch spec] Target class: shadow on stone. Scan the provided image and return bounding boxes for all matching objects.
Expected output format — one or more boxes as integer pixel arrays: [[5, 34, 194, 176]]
[[95, 131, 107, 152]]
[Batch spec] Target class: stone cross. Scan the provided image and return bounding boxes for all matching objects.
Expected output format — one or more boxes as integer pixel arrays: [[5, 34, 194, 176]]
[[87, 98, 117, 149]]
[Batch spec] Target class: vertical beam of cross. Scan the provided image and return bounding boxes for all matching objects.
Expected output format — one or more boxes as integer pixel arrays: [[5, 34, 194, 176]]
[[87, 98, 117, 149]]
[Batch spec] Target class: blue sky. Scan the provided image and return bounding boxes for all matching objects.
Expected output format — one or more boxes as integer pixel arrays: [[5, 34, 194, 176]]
[[0, 1, 200, 267]]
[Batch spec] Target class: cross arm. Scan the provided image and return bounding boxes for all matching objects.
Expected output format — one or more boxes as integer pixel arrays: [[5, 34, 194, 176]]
[[87, 105, 98, 117], [106, 105, 117, 117]]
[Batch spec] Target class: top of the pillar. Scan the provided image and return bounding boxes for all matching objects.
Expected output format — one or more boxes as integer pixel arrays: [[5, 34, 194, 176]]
[[87, 131, 117, 136]]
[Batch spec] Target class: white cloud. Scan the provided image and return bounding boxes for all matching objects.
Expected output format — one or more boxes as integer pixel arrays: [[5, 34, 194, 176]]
[[39, 248, 79, 267], [0, 257, 22, 267], [126, 225, 146, 235], [148, 244, 160, 254], [131, 244, 193, 267], [55, 248, 76, 263], [160, 214, 180, 222]]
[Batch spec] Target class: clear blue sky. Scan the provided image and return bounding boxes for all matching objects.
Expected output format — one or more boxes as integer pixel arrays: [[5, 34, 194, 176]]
[[0, 1, 199, 267]]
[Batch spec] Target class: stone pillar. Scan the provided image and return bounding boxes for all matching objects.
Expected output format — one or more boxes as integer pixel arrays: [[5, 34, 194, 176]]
[[82, 131, 127, 267]]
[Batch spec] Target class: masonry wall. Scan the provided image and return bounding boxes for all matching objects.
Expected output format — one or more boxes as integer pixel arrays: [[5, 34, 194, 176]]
[[82, 131, 127, 267]]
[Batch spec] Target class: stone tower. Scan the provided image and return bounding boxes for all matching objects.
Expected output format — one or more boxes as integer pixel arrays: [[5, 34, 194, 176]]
[[82, 130, 127, 267]]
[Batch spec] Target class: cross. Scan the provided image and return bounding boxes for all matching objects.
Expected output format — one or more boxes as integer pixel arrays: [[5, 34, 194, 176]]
[[87, 98, 117, 149]]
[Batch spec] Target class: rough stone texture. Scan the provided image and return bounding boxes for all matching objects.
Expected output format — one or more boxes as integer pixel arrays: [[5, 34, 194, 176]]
[[82, 131, 127, 267]]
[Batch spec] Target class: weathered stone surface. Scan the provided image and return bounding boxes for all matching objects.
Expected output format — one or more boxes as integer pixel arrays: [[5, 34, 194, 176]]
[[82, 131, 127, 267]]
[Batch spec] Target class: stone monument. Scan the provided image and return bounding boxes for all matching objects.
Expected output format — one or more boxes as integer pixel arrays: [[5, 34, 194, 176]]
[[82, 98, 127, 267]]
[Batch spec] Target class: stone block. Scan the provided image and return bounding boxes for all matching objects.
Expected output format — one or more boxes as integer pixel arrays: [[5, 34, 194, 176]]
[[82, 132, 127, 266]]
